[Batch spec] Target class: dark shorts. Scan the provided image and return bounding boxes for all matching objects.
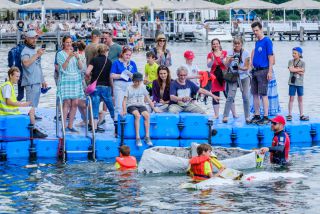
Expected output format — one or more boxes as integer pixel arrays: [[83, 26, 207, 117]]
[[289, 85, 304, 96], [127, 106, 148, 114], [251, 69, 269, 96], [212, 91, 227, 105]]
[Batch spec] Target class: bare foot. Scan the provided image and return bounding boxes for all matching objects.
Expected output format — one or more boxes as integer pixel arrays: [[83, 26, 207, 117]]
[[213, 115, 219, 119]]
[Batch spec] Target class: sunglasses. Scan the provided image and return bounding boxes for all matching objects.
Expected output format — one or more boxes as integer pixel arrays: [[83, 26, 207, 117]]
[[271, 122, 278, 125], [159, 65, 168, 70], [122, 46, 132, 52], [158, 39, 166, 42]]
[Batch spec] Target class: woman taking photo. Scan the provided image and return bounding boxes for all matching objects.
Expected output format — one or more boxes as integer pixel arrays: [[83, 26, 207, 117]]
[[85, 44, 114, 132], [57, 36, 84, 133], [223, 38, 250, 123], [151, 34, 172, 67], [111, 46, 138, 134], [207, 38, 236, 119], [152, 65, 172, 112]]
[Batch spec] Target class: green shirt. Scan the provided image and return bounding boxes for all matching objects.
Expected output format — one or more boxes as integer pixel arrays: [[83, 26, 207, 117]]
[[108, 43, 122, 63], [144, 63, 159, 88]]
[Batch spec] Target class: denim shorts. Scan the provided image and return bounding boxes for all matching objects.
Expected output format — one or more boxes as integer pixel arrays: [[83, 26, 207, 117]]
[[289, 85, 304, 96]]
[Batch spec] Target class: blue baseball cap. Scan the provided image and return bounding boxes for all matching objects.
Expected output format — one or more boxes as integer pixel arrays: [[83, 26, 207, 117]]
[[293, 47, 303, 57], [41, 87, 51, 94]]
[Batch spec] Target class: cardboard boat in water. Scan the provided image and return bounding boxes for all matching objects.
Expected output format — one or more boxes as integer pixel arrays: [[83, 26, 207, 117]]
[[138, 143, 263, 174]]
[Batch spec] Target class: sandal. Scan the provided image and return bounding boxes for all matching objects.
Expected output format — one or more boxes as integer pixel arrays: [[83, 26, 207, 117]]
[[286, 115, 292, 121], [222, 117, 228, 123], [300, 115, 309, 121]]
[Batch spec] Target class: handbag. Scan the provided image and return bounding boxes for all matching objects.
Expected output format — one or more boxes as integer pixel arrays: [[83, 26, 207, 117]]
[[223, 68, 239, 83], [85, 58, 108, 95]]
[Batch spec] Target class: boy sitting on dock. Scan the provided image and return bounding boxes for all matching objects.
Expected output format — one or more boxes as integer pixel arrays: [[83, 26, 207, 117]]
[[144, 51, 159, 95], [286, 47, 309, 121], [121, 72, 160, 147], [115, 145, 137, 171]]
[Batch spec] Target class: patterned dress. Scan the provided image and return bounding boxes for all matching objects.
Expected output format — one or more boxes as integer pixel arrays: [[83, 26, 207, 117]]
[[57, 50, 84, 101]]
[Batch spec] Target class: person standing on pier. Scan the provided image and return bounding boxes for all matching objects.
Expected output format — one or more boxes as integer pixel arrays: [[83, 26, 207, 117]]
[[21, 30, 47, 120], [151, 34, 172, 67], [85, 29, 101, 66], [102, 30, 122, 63], [207, 38, 236, 119], [249, 22, 274, 125]]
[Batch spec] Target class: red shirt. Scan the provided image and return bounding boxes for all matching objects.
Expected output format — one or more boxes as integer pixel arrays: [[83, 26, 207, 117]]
[[207, 51, 227, 92]]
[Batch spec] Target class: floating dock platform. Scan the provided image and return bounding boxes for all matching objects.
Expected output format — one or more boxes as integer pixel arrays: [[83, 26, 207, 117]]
[[0, 108, 319, 162]]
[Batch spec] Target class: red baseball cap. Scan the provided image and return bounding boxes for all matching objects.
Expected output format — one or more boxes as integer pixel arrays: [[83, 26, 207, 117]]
[[270, 115, 286, 126], [184, 50, 195, 60]]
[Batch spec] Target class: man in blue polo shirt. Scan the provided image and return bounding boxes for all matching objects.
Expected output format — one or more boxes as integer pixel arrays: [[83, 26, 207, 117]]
[[250, 21, 274, 125]]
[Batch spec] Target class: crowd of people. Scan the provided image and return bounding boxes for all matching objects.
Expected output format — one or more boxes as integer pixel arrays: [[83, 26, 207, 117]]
[[1, 21, 308, 151]]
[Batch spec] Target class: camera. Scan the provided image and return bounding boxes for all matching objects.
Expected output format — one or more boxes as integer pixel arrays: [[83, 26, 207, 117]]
[[73, 45, 78, 52], [232, 54, 241, 70], [41, 43, 46, 49]]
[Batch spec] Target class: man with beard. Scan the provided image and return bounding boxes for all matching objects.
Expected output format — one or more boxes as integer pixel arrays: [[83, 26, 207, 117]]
[[259, 115, 290, 166], [21, 30, 47, 120]]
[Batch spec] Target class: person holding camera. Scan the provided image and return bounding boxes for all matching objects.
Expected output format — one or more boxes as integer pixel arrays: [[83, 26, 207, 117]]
[[222, 38, 251, 123], [287, 47, 308, 121], [21, 30, 47, 120], [56, 36, 84, 133]]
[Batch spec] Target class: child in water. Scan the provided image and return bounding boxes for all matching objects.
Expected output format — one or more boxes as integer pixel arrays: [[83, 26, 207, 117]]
[[189, 144, 225, 182], [115, 145, 137, 171]]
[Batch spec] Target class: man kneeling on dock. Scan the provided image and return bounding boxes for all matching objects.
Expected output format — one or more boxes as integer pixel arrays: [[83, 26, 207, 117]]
[[0, 67, 47, 138]]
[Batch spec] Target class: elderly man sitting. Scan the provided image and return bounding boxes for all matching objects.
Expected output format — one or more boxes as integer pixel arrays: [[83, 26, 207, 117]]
[[169, 66, 219, 114]]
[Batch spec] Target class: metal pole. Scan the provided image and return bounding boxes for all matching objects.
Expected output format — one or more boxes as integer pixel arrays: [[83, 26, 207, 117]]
[[41, 0, 45, 26], [99, 0, 103, 28], [283, 9, 286, 23], [229, 9, 232, 30]]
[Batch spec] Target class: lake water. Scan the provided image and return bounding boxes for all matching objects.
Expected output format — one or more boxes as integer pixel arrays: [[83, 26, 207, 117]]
[[0, 146, 320, 213], [1, 41, 320, 213]]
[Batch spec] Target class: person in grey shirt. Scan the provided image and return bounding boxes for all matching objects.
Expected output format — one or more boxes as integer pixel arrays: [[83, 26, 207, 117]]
[[102, 30, 122, 63], [21, 30, 47, 119]]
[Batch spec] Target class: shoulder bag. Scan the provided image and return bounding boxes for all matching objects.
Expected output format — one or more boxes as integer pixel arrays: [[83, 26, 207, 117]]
[[85, 58, 108, 95]]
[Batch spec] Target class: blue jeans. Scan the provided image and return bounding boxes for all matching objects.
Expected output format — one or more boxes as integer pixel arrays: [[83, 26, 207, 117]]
[[90, 86, 114, 120]]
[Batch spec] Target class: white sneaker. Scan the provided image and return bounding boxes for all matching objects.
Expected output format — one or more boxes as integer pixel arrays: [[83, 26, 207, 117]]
[[144, 137, 153, 147], [136, 139, 142, 147]]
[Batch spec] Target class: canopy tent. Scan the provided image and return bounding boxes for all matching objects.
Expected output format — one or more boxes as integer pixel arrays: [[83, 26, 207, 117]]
[[83, 0, 129, 10], [278, 0, 320, 10], [224, 0, 279, 10], [21, 0, 83, 10], [173, 0, 224, 10], [0, 0, 20, 10], [224, 0, 279, 25], [116, 0, 175, 10]]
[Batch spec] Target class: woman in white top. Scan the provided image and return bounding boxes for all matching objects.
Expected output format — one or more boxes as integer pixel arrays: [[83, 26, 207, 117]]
[[223, 38, 251, 123]]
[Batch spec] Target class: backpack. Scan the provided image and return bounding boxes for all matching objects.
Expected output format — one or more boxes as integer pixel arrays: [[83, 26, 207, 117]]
[[8, 44, 25, 72]]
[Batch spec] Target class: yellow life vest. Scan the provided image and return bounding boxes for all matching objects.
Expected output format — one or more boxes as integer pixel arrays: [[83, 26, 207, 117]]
[[0, 81, 20, 115]]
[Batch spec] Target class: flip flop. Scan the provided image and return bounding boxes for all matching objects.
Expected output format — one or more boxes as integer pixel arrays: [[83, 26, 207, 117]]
[[286, 115, 292, 121], [300, 115, 309, 121]]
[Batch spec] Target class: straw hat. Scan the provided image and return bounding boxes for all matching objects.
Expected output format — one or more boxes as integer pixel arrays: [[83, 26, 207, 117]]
[[156, 34, 166, 42]]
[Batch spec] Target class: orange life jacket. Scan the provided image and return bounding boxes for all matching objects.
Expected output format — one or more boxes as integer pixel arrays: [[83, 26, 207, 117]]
[[116, 156, 137, 171], [189, 156, 212, 181]]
